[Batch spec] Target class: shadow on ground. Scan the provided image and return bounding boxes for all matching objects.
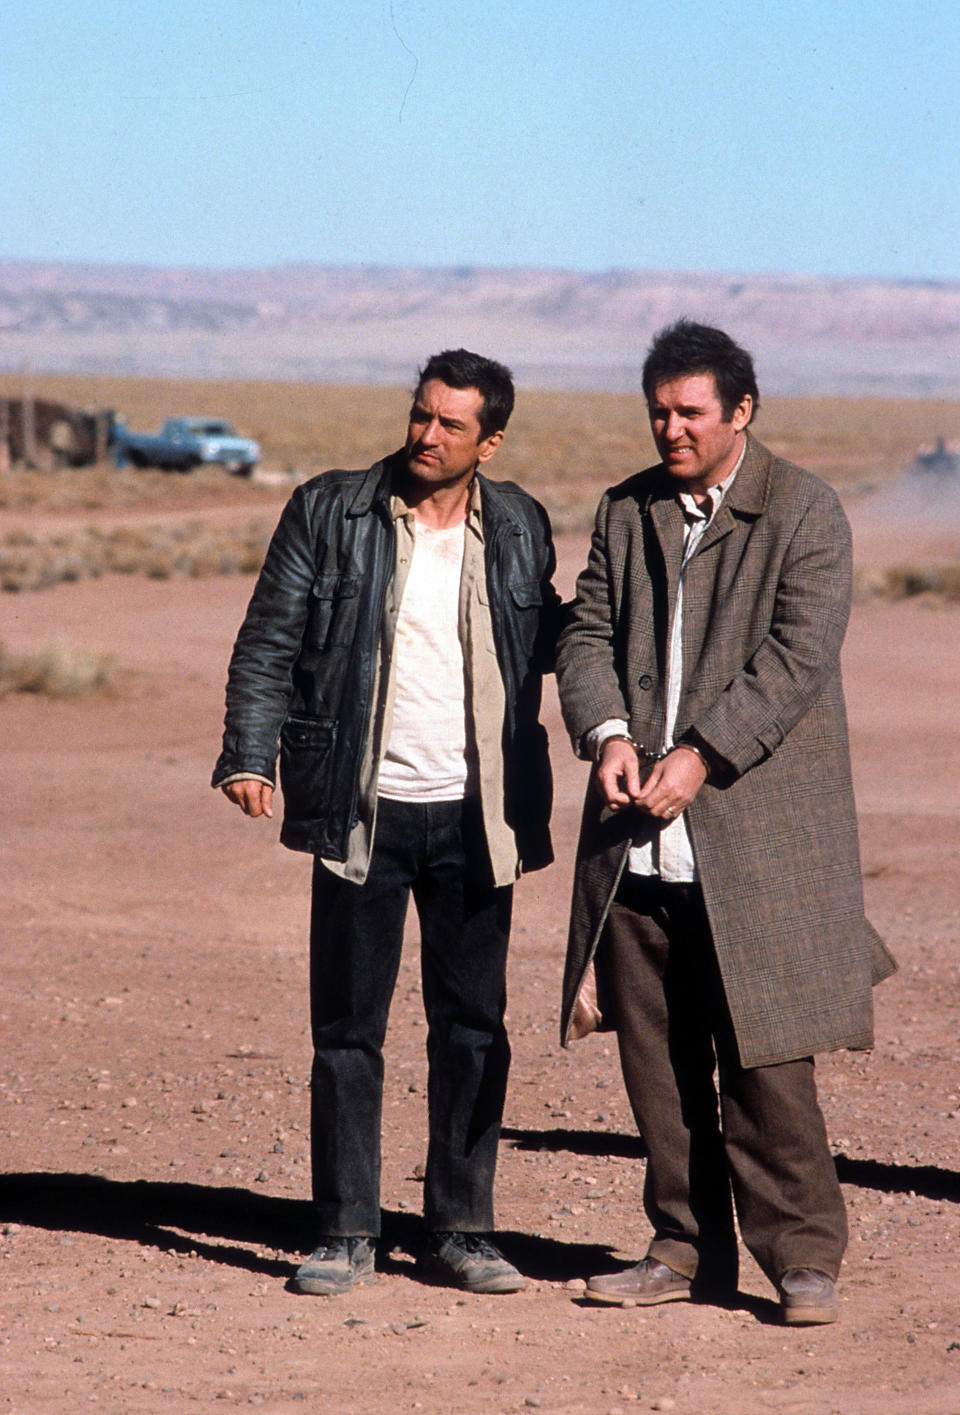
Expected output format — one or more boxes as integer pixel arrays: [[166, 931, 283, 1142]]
[[502, 1125, 646, 1159], [2, 1151, 951, 1291], [0, 1170, 616, 1284], [834, 1154, 960, 1202], [502, 1129, 960, 1205]]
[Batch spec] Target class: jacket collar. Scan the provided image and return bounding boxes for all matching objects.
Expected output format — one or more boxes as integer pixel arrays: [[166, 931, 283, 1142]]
[[346, 450, 405, 518], [346, 452, 523, 536], [722, 432, 771, 517], [476, 472, 527, 537]]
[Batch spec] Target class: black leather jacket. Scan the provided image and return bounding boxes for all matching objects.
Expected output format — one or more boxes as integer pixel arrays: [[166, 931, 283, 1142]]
[[213, 452, 560, 870]]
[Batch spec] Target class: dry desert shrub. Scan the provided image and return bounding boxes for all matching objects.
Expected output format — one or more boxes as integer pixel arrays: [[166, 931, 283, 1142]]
[[0, 638, 116, 698], [853, 563, 960, 601], [935, 565, 960, 600], [0, 458, 285, 514], [0, 519, 275, 591], [881, 564, 939, 599]]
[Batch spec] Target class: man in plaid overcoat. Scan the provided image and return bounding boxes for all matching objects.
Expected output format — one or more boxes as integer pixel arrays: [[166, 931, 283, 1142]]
[[556, 321, 895, 1325]]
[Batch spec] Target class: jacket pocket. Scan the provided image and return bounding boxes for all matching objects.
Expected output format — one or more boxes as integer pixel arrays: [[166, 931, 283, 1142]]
[[308, 572, 360, 650], [279, 715, 338, 823], [507, 578, 545, 660], [510, 579, 543, 609]]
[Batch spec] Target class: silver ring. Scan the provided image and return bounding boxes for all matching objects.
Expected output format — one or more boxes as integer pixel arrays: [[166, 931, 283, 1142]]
[[664, 808, 675, 819]]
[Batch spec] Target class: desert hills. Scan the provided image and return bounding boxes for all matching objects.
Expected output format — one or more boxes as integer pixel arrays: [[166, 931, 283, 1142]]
[[1, 259, 957, 395]]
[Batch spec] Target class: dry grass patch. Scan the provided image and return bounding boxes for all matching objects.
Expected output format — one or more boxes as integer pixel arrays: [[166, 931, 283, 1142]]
[[0, 638, 116, 698], [0, 460, 289, 515], [854, 562, 960, 602], [0, 519, 275, 591]]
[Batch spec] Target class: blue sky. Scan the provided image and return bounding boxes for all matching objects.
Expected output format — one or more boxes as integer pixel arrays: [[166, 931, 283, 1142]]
[[2, 0, 957, 279]]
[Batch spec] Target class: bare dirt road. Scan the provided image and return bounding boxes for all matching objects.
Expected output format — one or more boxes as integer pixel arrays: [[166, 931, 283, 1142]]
[[3, 520, 960, 1415]]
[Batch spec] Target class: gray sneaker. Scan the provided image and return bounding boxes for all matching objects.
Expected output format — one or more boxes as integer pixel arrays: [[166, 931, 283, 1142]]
[[419, 1231, 526, 1294], [293, 1236, 376, 1296]]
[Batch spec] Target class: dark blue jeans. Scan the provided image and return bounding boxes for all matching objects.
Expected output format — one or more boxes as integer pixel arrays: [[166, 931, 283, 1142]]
[[308, 796, 513, 1237]]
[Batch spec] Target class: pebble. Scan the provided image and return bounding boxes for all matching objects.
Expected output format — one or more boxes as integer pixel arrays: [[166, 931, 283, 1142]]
[[651, 1400, 676, 1411]]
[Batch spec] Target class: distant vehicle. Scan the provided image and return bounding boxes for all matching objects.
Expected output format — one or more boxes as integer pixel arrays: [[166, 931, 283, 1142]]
[[113, 417, 260, 474], [909, 437, 960, 480]]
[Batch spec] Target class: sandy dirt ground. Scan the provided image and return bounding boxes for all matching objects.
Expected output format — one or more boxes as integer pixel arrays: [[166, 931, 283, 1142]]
[[3, 509, 960, 1415]]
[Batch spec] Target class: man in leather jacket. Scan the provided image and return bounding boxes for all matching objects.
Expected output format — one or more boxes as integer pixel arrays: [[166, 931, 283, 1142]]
[[213, 349, 560, 1296]]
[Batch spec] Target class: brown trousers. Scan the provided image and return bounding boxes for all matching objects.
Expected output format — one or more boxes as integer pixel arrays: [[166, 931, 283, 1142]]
[[599, 876, 847, 1289]]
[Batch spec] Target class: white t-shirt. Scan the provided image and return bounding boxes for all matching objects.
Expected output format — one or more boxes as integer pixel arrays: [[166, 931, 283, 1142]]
[[377, 520, 470, 802]]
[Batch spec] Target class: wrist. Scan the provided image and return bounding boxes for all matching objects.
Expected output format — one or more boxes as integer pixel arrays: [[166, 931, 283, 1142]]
[[675, 741, 706, 765], [674, 739, 711, 777]]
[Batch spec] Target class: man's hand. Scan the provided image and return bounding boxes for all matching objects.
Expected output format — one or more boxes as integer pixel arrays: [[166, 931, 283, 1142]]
[[221, 779, 274, 819], [596, 739, 647, 812], [637, 746, 707, 821]]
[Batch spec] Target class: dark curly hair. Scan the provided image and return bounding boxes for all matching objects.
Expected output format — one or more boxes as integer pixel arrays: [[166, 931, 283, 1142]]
[[642, 320, 759, 423], [414, 348, 515, 440]]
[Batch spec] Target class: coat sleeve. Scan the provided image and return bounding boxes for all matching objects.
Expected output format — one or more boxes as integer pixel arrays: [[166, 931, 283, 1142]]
[[690, 482, 852, 777], [531, 501, 566, 674], [211, 485, 320, 787], [556, 493, 632, 754]]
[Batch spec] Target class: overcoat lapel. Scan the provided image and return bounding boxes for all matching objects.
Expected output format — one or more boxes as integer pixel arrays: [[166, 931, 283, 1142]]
[[648, 491, 685, 591], [696, 502, 737, 555]]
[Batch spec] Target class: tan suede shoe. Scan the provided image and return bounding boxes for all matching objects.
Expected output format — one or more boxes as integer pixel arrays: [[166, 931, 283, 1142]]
[[585, 1257, 691, 1306], [778, 1267, 839, 1325]]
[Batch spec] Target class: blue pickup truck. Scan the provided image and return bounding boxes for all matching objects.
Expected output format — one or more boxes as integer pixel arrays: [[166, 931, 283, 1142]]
[[113, 417, 260, 474]]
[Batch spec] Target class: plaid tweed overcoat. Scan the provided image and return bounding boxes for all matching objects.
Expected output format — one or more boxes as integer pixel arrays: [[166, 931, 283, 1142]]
[[556, 433, 895, 1068]]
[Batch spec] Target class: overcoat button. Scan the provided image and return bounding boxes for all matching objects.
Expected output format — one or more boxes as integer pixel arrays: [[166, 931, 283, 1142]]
[[638, 674, 653, 690]]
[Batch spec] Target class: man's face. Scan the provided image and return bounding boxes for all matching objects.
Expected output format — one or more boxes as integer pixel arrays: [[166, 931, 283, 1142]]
[[648, 372, 752, 496], [404, 379, 503, 489]]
